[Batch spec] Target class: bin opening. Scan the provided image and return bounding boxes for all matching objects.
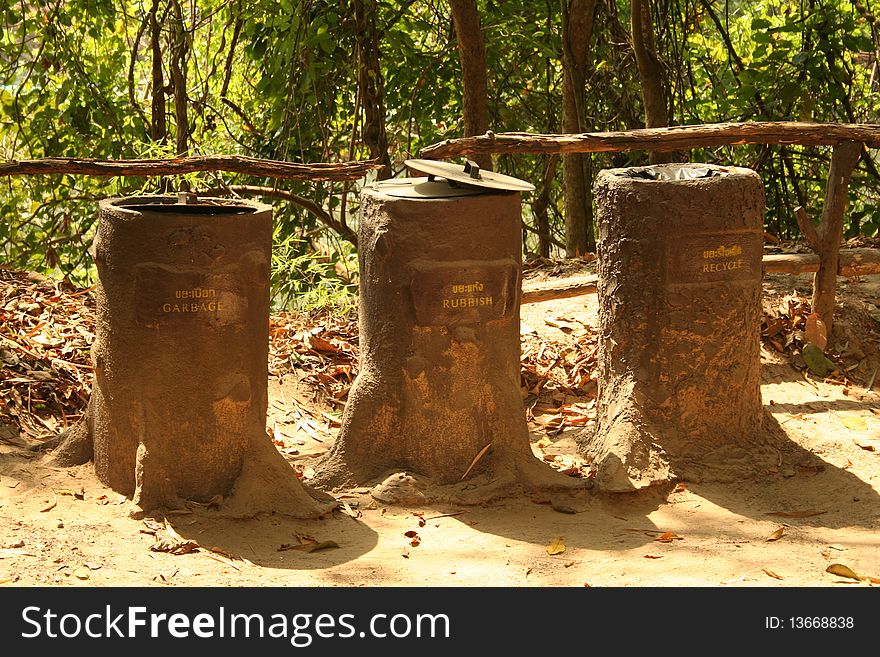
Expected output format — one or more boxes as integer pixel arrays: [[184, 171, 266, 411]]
[[624, 166, 722, 181], [113, 197, 257, 215]]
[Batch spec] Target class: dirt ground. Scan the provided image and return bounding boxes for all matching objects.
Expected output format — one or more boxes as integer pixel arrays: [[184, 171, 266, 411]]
[[1, 269, 879, 588]]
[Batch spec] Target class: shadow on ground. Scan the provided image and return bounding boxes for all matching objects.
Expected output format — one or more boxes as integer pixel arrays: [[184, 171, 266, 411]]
[[168, 508, 380, 570]]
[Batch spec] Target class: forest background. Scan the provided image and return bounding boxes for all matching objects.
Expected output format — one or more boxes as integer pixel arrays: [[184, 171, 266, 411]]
[[1, 0, 879, 308]]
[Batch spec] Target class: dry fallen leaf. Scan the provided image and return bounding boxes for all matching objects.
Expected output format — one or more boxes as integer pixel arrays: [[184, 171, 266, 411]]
[[654, 532, 683, 543], [278, 541, 339, 553], [0, 548, 36, 557], [804, 313, 828, 351], [766, 510, 825, 518], [544, 316, 579, 332], [207, 547, 234, 559], [460, 442, 492, 481], [826, 563, 863, 581], [40, 492, 57, 513], [547, 537, 566, 555], [308, 334, 340, 354], [840, 415, 868, 431], [150, 538, 199, 555], [56, 489, 81, 498], [766, 527, 785, 542], [202, 553, 241, 572], [854, 438, 878, 452], [142, 519, 163, 532], [824, 563, 880, 584], [763, 569, 784, 580]]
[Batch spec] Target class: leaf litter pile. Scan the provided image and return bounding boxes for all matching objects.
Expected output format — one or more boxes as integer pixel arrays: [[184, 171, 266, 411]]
[[762, 289, 880, 386], [268, 307, 603, 478], [0, 269, 93, 445]]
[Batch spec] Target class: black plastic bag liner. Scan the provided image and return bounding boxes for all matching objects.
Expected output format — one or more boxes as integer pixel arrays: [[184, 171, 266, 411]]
[[624, 166, 720, 181]]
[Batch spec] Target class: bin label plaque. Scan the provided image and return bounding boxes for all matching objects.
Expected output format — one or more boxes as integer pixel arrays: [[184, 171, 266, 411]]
[[666, 232, 763, 285], [409, 259, 518, 327], [135, 264, 248, 328]]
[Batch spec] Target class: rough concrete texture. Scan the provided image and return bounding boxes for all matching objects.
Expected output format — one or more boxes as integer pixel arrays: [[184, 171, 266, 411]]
[[315, 184, 584, 502], [579, 164, 792, 491], [53, 196, 333, 518]]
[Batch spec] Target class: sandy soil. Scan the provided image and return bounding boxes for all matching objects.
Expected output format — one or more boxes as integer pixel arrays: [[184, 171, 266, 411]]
[[1, 272, 879, 588]]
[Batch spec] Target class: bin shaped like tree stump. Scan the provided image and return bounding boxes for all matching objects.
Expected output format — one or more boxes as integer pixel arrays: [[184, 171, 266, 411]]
[[578, 164, 781, 492], [314, 174, 580, 503], [53, 196, 333, 518]]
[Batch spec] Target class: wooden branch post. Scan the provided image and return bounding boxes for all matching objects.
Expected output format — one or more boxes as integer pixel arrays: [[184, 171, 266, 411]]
[[419, 122, 880, 159], [809, 141, 862, 340]]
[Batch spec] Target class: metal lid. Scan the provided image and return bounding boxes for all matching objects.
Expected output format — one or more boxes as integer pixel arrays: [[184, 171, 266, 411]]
[[404, 159, 535, 193], [372, 177, 487, 199]]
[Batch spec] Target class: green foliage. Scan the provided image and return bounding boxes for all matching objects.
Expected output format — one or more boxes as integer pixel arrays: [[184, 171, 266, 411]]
[[1, 0, 879, 298], [271, 225, 357, 314]]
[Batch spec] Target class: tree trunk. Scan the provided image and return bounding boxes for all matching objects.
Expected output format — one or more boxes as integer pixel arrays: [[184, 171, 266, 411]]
[[630, 0, 667, 129], [314, 182, 580, 502], [810, 141, 861, 339], [630, 0, 669, 164], [531, 154, 558, 258], [354, 0, 392, 179], [149, 0, 166, 144], [169, 0, 189, 158], [561, 0, 598, 255], [579, 164, 783, 491], [50, 197, 333, 518], [449, 0, 492, 171]]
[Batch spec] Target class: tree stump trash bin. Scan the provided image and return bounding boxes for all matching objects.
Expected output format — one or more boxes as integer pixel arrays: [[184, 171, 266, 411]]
[[314, 160, 584, 503], [51, 195, 334, 518], [579, 164, 784, 492]]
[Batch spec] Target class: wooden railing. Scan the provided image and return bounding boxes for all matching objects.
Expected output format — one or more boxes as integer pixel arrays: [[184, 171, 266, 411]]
[[0, 156, 380, 181]]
